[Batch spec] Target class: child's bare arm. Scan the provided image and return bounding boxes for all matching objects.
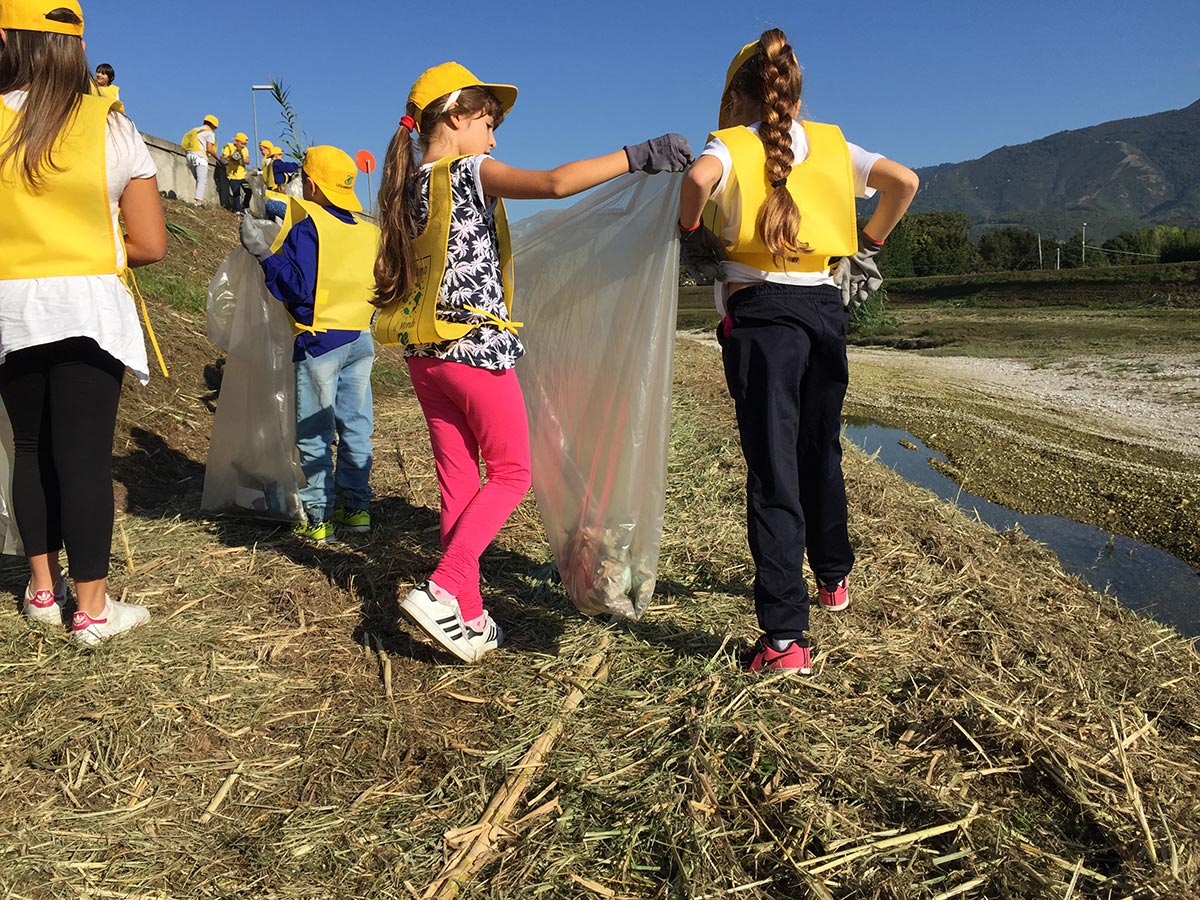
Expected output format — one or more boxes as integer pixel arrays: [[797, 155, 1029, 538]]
[[478, 152, 630, 201], [862, 158, 919, 242]]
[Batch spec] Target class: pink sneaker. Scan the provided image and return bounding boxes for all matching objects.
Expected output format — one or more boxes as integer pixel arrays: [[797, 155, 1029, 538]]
[[817, 577, 849, 611], [739, 637, 812, 674], [23, 579, 67, 627]]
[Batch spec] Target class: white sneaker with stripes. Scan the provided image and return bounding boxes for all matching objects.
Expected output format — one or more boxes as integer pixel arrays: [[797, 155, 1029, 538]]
[[463, 612, 504, 662], [400, 583, 474, 663]]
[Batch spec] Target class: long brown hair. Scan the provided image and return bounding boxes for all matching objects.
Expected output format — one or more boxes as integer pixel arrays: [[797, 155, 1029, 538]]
[[373, 85, 506, 308], [722, 29, 808, 261], [0, 8, 92, 190]]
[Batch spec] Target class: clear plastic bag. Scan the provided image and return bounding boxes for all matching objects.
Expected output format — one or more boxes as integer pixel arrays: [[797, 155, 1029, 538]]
[[513, 173, 682, 619], [201, 240, 305, 521], [0, 408, 23, 555]]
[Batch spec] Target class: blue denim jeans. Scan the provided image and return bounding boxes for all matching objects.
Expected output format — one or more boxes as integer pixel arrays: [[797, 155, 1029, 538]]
[[294, 330, 375, 522]]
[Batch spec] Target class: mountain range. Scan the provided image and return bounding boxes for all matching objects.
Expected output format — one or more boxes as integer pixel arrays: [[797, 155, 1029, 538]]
[[906, 99, 1200, 241]]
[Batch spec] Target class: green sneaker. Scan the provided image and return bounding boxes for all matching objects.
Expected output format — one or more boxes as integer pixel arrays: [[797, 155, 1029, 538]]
[[291, 518, 334, 543], [332, 507, 371, 533]]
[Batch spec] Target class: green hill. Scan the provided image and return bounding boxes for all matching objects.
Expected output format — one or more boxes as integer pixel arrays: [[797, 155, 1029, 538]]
[[901, 99, 1200, 241]]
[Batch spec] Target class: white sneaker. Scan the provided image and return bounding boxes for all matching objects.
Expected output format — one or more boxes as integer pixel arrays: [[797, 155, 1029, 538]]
[[399, 582, 474, 663], [23, 578, 67, 627], [72, 596, 150, 647], [463, 612, 504, 662]]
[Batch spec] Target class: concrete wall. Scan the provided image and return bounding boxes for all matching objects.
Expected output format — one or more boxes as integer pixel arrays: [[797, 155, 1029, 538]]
[[143, 132, 263, 206], [142, 133, 216, 205]]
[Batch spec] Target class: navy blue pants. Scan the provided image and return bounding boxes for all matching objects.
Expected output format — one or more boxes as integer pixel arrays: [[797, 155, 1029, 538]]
[[720, 282, 855, 641]]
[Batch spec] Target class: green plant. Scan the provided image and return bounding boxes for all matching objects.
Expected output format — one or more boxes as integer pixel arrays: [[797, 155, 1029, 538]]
[[849, 288, 898, 337], [269, 78, 312, 163], [165, 221, 201, 244]]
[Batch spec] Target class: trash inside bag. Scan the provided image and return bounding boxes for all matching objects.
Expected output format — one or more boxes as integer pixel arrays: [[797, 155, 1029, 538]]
[[513, 173, 681, 620], [201, 238, 305, 521]]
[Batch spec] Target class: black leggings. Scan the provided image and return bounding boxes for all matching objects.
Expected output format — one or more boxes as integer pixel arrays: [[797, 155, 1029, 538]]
[[0, 337, 124, 581]]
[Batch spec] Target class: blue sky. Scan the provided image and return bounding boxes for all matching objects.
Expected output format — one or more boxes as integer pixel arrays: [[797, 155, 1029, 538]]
[[83, 0, 1200, 218]]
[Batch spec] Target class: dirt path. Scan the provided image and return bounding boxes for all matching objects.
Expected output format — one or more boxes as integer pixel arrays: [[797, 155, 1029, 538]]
[[850, 348, 1200, 459]]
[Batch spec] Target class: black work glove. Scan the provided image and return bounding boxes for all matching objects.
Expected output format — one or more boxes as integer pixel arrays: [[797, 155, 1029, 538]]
[[624, 134, 694, 174], [832, 230, 884, 309], [679, 221, 726, 282]]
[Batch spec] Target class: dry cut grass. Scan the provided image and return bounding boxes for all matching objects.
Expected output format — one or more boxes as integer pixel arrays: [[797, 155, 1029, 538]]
[[0, 252, 1197, 899]]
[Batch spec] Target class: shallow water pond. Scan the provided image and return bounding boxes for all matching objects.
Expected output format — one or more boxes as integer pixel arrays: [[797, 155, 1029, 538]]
[[845, 419, 1200, 638]]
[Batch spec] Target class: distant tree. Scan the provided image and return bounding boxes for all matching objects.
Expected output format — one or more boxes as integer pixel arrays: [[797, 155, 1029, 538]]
[[978, 226, 1042, 271], [871, 215, 915, 278], [908, 211, 980, 276]]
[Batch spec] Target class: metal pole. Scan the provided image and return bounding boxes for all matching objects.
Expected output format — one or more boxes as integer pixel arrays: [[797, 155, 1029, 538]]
[[1037, 233, 1043, 269], [1082, 222, 1087, 264], [250, 86, 273, 169], [252, 88, 260, 168], [367, 170, 373, 217]]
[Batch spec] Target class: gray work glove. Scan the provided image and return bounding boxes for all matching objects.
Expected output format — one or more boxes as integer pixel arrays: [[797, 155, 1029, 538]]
[[832, 230, 885, 309], [625, 134, 694, 174], [679, 221, 726, 282], [240, 214, 274, 262]]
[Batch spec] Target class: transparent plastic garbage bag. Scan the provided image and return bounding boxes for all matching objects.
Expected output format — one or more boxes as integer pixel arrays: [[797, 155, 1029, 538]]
[[201, 237, 305, 521], [513, 173, 681, 620], [0, 409, 23, 556]]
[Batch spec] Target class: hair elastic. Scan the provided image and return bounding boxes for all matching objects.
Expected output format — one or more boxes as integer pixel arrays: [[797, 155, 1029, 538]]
[[399, 115, 416, 131], [771, 177, 787, 188]]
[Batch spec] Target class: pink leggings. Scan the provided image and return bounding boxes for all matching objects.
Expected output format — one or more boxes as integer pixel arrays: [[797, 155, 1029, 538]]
[[407, 357, 532, 620]]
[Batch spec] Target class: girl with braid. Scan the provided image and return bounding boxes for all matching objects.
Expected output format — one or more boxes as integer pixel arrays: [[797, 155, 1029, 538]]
[[679, 28, 918, 673]]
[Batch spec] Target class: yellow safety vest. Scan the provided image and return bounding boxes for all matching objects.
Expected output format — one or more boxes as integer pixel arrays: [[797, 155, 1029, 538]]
[[269, 197, 380, 336], [372, 155, 517, 347], [181, 127, 203, 152], [708, 121, 858, 274], [261, 157, 274, 192], [0, 92, 122, 279], [223, 143, 247, 180], [92, 83, 124, 114]]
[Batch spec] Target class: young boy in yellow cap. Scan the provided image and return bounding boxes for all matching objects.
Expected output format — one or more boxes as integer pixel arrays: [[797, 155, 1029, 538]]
[[223, 132, 251, 213], [239, 146, 380, 541]]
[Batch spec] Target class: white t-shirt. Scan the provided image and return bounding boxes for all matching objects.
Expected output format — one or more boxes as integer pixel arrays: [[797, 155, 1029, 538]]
[[701, 120, 883, 310], [194, 126, 215, 160], [0, 90, 158, 383]]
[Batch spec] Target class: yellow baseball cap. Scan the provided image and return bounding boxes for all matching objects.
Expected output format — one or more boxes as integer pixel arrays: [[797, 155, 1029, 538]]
[[724, 41, 759, 96], [408, 61, 517, 127], [723, 38, 799, 96], [0, 0, 84, 36], [204, 114, 220, 129], [303, 145, 361, 212]]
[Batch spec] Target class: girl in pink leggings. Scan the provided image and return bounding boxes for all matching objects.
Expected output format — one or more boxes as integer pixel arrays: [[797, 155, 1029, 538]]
[[372, 61, 691, 662]]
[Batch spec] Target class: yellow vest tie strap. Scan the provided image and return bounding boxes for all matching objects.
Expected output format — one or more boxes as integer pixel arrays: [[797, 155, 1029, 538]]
[[121, 268, 169, 378], [462, 305, 523, 335]]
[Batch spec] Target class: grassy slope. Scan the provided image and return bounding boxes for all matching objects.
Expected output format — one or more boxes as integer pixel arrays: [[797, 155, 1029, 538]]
[[0, 207, 1197, 898]]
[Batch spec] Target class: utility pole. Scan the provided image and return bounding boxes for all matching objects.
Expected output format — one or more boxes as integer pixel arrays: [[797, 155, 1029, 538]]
[[1056, 247, 1061, 270], [1037, 233, 1043, 269], [1082, 222, 1087, 264]]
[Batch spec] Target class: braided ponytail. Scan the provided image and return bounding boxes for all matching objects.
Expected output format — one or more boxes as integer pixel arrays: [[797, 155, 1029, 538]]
[[753, 29, 807, 261]]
